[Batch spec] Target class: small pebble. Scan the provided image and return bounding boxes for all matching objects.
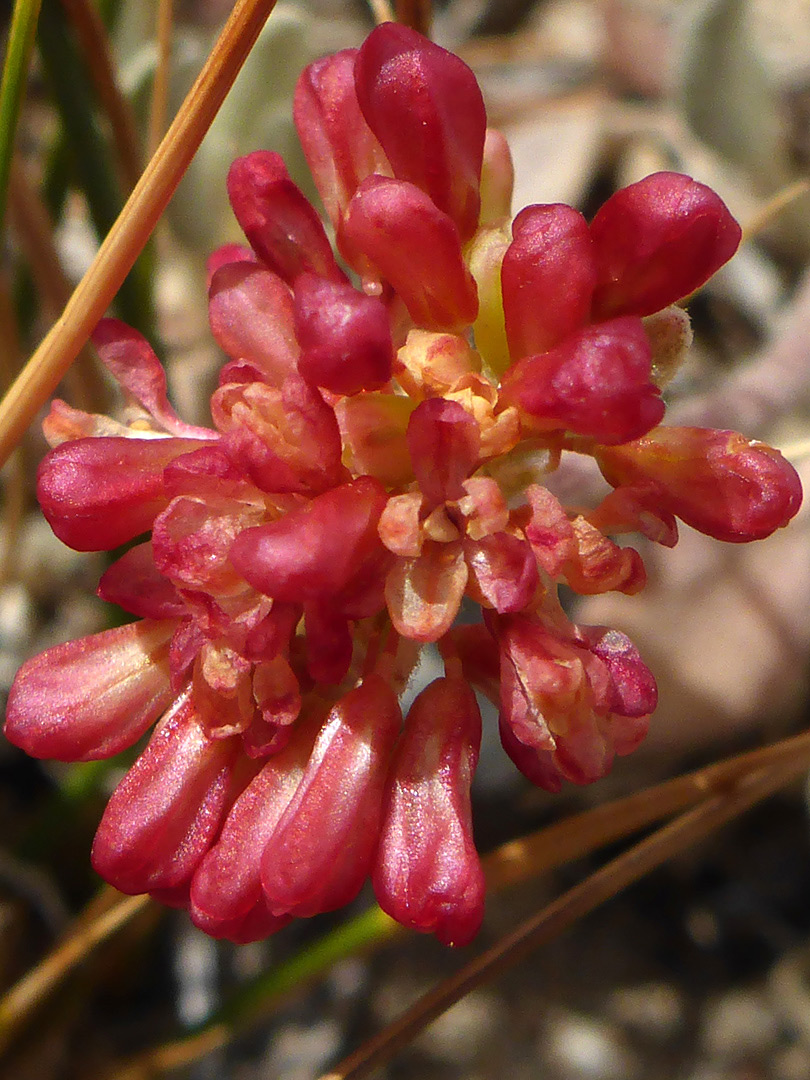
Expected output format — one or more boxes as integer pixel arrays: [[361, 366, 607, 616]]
[[540, 1007, 641, 1080], [700, 988, 780, 1061]]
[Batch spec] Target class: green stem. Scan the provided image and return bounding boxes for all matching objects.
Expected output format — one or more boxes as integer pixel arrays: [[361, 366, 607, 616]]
[[0, 0, 43, 230], [36, 0, 154, 337], [200, 906, 399, 1031]]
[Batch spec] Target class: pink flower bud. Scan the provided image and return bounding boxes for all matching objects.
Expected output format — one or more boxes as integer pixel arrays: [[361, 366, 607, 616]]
[[590, 172, 742, 319], [261, 674, 402, 917], [355, 24, 486, 241], [595, 427, 803, 542], [189, 714, 318, 939], [341, 175, 478, 332], [499, 317, 664, 444], [227, 151, 344, 284], [294, 48, 390, 228], [230, 475, 389, 604], [374, 676, 484, 946], [294, 273, 393, 395], [501, 204, 596, 359], [97, 542, 185, 619], [92, 320, 216, 440], [4, 620, 175, 761], [37, 435, 207, 551], [208, 263, 300, 386], [407, 398, 481, 507], [91, 695, 238, 894]]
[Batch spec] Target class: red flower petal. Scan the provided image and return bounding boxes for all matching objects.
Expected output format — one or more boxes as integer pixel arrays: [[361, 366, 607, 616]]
[[463, 532, 539, 613], [303, 601, 353, 684], [227, 151, 344, 284], [498, 716, 563, 793], [230, 475, 388, 603], [294, 273, 393, 395], [98, 542, 185, 619], [407, 397, 480, 507], [590, 171, 742, 319], [190, 715, 317, 929], [208, 262, 300, 386], [385, 540, 468, 642], [499, 316, 664, 445], [374, 676, 484, 946], [5, 620, 175, 761], [501, 203, 596, 360], [579, 625, 658, 719], [37, 435, 206, 551], [595, 427, 803, 542], [212, 376, 345, 495], [206, 242, 255, 285], [341, 175, 478, 332], [152, 493, 261, 593], [92, 319, 216, 439], [260, 674, 401, 917], [91, 695, 238, 894], [293, 47, 390, 227], [355, 24, 486, 241]]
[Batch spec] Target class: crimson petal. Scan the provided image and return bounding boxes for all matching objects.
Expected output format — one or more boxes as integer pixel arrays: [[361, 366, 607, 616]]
[[590, 171, 741, 319], [91, 695, 237, 894], [374, 676, 484, 946], [37, 435, 206, 551], [355, 24, 486, 241], [501, 203, 595, 360], [5, 620, 175, 761]]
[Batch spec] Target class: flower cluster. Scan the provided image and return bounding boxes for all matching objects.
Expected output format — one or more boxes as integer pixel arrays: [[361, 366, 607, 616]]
[[5, 24, 802, 946]]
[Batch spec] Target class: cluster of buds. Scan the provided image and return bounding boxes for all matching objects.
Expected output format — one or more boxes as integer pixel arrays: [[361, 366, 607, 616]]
[[5, 24, 802, 946]]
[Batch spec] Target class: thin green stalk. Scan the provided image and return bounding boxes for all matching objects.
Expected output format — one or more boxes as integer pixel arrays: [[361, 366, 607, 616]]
[[0, 0, 43, 230], [37, 0, 154, 337], [213, 906, 398, 1029]]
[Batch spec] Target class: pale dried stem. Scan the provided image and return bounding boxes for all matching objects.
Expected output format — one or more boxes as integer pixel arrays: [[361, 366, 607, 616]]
[[0, 0, 279, 468], [320, 750, 810, 1080], [59, 0, 142, 193], [366, 0, 395, 25], [0, 271, 26, 583], [0, 891, 150, 1055], [148, 0, 174, 162], [394, 0, 432, 36], [484, 728, 810, 890], [8, 155, 107, 415], [743, 179, 810, 243]]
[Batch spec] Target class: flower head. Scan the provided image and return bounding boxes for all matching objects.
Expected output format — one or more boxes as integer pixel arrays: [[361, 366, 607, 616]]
[[5, 23, 802, 946]]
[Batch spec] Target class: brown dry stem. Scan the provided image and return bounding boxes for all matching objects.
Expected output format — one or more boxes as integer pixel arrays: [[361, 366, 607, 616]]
[[0, 891, 150, 1056], [0, 0, 279, 468], [148, 0, 175, 161]]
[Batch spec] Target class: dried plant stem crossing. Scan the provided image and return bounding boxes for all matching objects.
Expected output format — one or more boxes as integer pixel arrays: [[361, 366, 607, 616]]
[[319, 749, 810, 1080], [0, 891, 149, 1055]]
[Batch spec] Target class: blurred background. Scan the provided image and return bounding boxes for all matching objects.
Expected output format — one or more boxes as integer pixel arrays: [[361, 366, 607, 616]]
[[2, 1, 810, 1077]]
